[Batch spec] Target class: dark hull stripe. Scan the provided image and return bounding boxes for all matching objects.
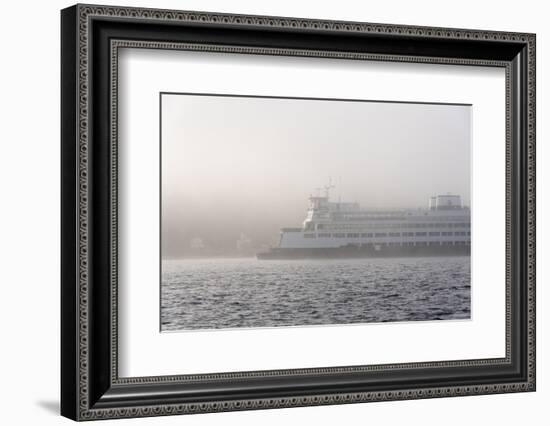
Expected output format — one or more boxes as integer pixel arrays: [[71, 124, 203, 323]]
[[257, 245, 470, 260]]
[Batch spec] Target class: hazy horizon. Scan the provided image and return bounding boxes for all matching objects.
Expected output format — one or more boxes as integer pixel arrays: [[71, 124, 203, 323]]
[[161, 93, 471, 258]]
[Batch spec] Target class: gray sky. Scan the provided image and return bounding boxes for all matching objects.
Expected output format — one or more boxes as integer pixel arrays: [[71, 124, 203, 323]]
[[161, 93, 471, 258]]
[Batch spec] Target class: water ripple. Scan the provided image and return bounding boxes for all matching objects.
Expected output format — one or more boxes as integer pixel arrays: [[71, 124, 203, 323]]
[[161, 256, 470, 331]]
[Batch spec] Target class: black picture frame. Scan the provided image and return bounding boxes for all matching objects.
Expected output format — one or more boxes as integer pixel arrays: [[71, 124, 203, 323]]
[[61, 4, 536, 421]]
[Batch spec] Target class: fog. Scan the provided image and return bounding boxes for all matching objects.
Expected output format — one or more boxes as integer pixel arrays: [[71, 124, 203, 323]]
[[161, 94, 471, 258]]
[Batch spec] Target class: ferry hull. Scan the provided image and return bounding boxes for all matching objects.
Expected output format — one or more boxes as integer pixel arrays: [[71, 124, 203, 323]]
[[257, 245, 470, 260]]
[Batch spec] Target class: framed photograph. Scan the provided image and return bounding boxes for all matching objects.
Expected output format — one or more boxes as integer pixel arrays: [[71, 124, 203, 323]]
[[61, 4, 536, 421]]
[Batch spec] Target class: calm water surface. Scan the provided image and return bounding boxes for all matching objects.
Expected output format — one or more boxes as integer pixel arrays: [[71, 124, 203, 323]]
[[161, 256, 470, 331]]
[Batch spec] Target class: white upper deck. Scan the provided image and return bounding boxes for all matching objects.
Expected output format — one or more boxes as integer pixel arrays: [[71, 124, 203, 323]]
[[279, 190, 470, 249], [303, 193, 469, 230]]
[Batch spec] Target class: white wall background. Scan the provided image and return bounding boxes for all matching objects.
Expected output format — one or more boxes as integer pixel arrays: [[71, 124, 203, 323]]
[[0, 0, 546, 424]]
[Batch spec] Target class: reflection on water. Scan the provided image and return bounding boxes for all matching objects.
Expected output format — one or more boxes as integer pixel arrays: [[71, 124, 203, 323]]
[[161, 256, 470, 331]]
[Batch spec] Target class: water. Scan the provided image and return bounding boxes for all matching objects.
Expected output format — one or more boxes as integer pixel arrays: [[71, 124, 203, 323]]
[[161, 256, 470, 331]]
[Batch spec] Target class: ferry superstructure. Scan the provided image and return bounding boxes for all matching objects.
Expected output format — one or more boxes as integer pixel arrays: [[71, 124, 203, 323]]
[[257, 188, 470, 259]]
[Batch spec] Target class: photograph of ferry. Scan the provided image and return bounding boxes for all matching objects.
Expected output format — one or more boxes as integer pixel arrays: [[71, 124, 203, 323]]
[[160, 92, 471, 331]]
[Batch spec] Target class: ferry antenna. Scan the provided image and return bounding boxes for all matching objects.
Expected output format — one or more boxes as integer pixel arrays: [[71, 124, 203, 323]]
[[324, 177, 336, 199]]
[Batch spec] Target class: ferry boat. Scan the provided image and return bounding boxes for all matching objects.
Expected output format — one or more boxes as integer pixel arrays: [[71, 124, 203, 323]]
[[257, 187, 470, 259]]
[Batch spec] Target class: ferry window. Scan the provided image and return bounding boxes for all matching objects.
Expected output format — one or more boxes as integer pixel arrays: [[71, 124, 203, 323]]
[[389, 232, 400, 237], [403, 232, 414, 237], [429, 232, 440, 236], [304, 233, 316, 238], [415, 232, 427, 236], [334, 233, 346, 238], [347, 233, 359, 238], [318, 233, 331, 238], [361, 233, 373, 238], [374, 233, 387, 237]]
